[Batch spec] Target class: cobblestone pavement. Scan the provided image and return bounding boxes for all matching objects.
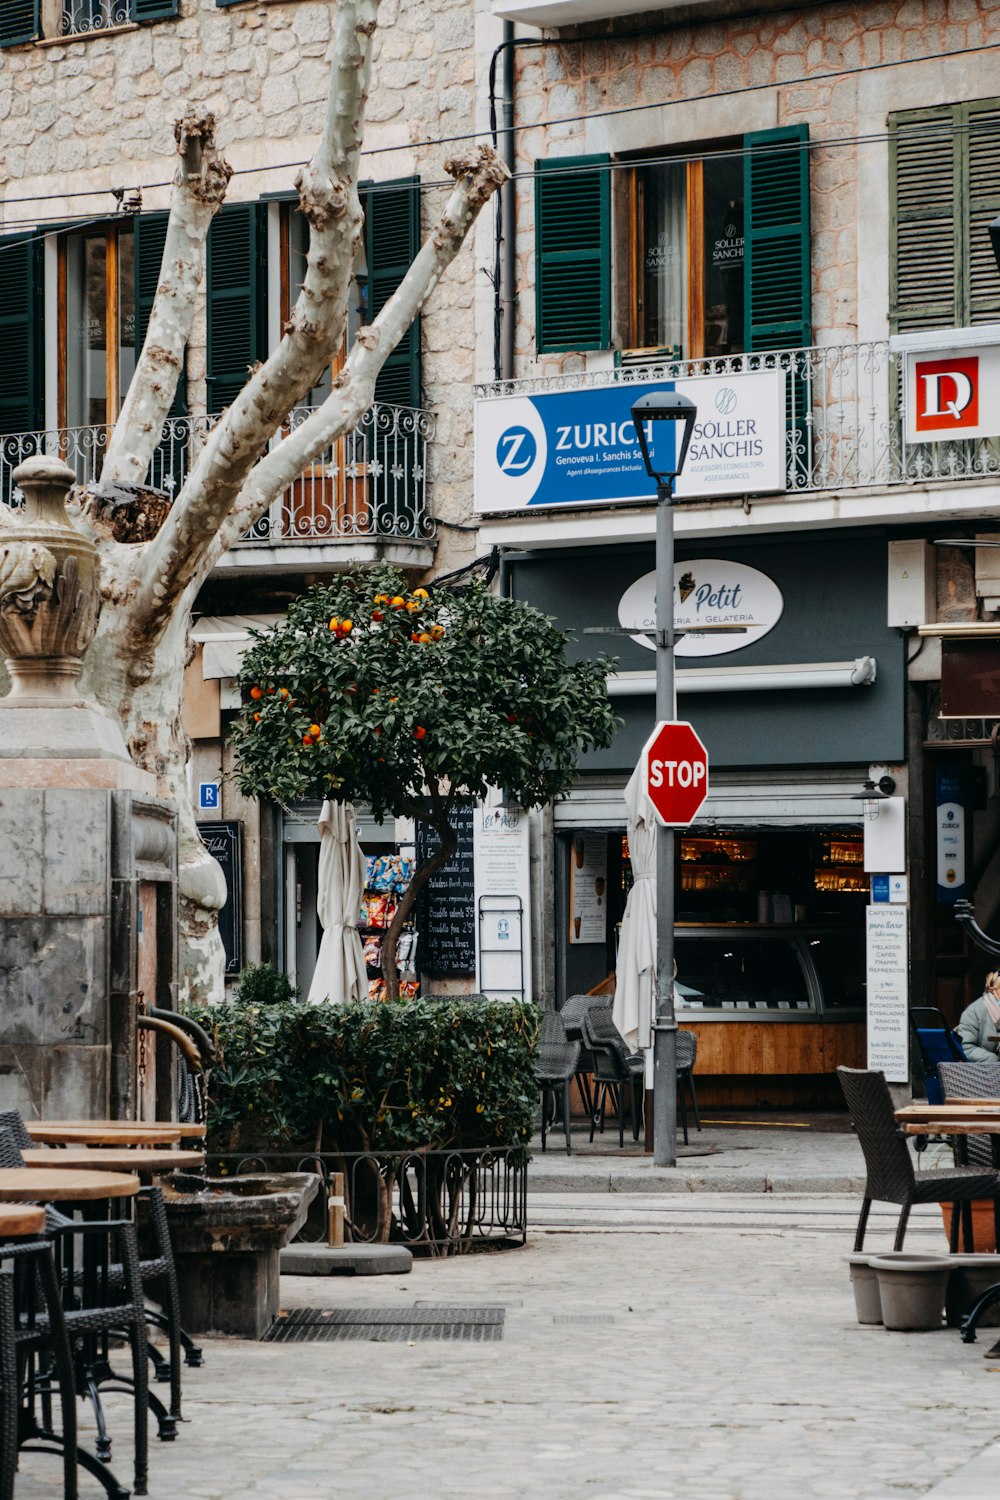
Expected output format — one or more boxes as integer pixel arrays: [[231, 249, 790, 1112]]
[[13, 1193, 1000, 1500]]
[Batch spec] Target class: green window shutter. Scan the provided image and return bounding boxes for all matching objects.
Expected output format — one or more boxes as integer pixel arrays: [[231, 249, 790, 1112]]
[[0, 0, 38, 47], [743, 126, 811, 352], [0, 233, 44, 437], [364, 176, 421, 407], [131, 0, 179, 18], [965, 99, 1000, 326], [206, 202, 267, 414], [535, 155, 610, 353], [889, 105, 959, 334], [134, 213, 186, 417]]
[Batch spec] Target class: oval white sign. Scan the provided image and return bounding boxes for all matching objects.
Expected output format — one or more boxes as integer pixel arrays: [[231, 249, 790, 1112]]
[[618, 559, 784, 658]]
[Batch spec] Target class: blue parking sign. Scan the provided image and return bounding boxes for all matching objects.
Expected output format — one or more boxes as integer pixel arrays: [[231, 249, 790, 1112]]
[[199, 782, 220, 811]]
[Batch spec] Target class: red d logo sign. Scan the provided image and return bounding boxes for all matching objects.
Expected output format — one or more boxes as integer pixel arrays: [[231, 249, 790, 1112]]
[[914, 356, 979, 432]]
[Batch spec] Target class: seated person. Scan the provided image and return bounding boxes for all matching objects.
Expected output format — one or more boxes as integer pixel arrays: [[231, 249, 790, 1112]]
[[955, 972, 1000, 1065]]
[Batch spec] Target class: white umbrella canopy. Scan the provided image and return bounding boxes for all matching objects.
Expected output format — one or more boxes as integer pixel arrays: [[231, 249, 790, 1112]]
[[612, 764, 658, 1051], [306, 800, 369, 1005]]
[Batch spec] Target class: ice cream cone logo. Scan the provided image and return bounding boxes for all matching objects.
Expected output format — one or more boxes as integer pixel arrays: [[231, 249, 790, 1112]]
[[678, 571, 696, 603]]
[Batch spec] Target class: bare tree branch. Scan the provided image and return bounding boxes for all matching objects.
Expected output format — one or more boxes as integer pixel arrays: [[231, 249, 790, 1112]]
[[196, 145, 510, 573], [127, 0, 381, 642], [96, 115, 232, 493]]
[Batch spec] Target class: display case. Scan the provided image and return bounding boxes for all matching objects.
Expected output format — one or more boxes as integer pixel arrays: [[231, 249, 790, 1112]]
[[674, 926, 865, 1016]]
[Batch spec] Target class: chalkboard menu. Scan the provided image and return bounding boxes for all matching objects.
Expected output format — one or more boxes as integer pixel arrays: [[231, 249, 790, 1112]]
[[415, 801, 476, 976], [197, 821, 243, 976]]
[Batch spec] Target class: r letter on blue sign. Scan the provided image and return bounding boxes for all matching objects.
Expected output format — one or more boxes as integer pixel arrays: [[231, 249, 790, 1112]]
[[199, 782, 221, 811]]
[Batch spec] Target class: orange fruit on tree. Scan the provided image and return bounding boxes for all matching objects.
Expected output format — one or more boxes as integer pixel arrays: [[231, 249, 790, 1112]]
[[309, 723, 322, 738], [411, 631, 421, 643], [413, 587, 429, 600], [302, 734, 314, 747], [329, 617, 340, 631], [340, 619, 353, 634], [250, 685, 263, 701], [279, 687, 290, 698], [371, 609, 383, 622], [413, 725, 427, 741], [430, 624, 444, 639], [418, 632, 432, 645], [390, 596, 405, 609], [253, 712, 262, 722], [406, 600, 420, 613]]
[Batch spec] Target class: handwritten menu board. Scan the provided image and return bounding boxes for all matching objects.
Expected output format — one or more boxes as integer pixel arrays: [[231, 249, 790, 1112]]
[[866, 904, 908, 1081], [416, 801, 476, 976], [197, 821, 243, 976]]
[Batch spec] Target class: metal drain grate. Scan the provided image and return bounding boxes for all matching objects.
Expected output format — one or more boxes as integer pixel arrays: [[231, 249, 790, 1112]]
[[264, 1306, 505, 1343], [552, 1314, 616, 1325]]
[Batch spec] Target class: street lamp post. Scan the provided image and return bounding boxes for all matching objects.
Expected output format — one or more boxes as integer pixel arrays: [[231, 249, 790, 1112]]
[[630, 391, 698, 1169]]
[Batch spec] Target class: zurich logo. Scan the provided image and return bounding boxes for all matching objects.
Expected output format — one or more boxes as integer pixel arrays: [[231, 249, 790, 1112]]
[[496, 425, 537, 475], [715, 387, 737, 416]]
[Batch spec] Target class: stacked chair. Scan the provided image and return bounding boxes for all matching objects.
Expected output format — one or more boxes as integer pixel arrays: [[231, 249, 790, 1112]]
[[535, 1011, 581, 1154]]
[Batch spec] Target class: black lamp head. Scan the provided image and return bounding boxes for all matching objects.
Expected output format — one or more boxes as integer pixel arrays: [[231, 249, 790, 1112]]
[[630, 391, 698, 485]]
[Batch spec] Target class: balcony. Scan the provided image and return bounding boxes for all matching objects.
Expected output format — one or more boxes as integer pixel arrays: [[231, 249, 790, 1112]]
[[476, 339, 1000, 514], [1, 403, 436, 569]]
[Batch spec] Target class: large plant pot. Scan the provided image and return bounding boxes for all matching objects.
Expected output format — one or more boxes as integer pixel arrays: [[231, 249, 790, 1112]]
[[846, 1254, 882, 1324], [869, 1254, 951, 1331], [162, 1172, 320, 1339], [940, 1201, 998, 1253], [946, 1255, 1000, 1328]]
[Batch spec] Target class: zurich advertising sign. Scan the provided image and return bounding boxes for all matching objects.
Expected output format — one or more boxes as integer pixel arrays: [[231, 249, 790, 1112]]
[[474, 371, 785, 514]]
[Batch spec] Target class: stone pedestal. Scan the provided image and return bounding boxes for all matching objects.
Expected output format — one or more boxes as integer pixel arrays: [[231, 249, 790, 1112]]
[[0, 456, 177, 1119]]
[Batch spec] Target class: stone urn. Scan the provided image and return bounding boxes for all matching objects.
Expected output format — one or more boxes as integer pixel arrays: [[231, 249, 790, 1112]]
[[160, 1172, 321, 1339], [0, 455, 100, 703]]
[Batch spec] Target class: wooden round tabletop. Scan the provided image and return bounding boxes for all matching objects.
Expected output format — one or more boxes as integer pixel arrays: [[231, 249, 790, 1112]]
[[25, 1121, 206, 1146], [0, 1203, 45, 1237], [20, 1147, 204, 1173], [0, 1168, 140, 1203]]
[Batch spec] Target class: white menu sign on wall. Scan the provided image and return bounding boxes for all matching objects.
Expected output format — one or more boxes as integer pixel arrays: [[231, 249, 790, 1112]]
[[866, 905, 909, 1081], [474, 803, 532, 1001]]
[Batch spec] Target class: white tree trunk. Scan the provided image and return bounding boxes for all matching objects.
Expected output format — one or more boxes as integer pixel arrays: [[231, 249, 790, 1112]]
[[66, 6, 507, 1011]]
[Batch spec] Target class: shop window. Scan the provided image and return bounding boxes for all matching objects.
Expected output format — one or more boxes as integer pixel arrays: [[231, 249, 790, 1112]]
[[534, 127, 811, 359], [890, 98, 1000, 334]]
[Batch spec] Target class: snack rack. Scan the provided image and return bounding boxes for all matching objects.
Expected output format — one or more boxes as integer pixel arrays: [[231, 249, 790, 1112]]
[[359, 851, 419, 1001]]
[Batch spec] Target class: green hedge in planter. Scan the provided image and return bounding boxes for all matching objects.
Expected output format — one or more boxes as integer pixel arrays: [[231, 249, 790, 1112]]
[[188, 995, 540, 1156]]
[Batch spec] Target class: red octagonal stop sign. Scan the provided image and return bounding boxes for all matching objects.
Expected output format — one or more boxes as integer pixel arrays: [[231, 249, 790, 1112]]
[[642, 720, 710, 827]]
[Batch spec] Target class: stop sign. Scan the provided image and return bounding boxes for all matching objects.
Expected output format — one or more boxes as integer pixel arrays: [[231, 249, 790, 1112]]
[[642, 720, 710, 827]]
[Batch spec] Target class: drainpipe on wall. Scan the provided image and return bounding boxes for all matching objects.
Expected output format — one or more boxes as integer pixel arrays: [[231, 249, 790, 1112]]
[[500, 21, 516, 383]]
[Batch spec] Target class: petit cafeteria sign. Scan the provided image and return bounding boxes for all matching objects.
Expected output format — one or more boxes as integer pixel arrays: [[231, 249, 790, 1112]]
[[474, 370, 785, 513]]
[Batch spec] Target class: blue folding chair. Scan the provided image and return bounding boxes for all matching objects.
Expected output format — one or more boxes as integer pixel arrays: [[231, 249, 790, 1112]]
[[909, 1006, 968, 1103]]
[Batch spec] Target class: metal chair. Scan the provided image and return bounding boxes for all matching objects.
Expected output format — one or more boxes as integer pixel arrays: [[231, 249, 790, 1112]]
[[536, 1012, 581, 1155], [0, 1240, 78, 1500], [938, 1059, 1000, 1170], [583, 1007, 644, 1147], [837, 1066, 1000, 1251], [676, 1029, 701, 1146]]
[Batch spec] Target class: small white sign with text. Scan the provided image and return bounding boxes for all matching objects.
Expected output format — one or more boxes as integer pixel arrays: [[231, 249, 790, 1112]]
[[866, 905, 909, 1082]]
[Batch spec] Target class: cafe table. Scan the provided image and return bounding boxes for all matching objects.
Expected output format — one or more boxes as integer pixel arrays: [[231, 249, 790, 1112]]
[[26, 1119, 206, 1146], [0, 1167, 142, 1497], [896, 1102, 1000, 1353], [20, 1146, 204, 1175], [0, 1201, 45, 1237]]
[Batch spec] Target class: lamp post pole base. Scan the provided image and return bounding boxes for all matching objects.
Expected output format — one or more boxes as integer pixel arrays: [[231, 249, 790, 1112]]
[[652, 1016, 678, 1168]]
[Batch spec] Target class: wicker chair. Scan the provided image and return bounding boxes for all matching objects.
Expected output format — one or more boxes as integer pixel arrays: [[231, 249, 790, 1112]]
[[837, 1066, 1000, 1251], [536, 1012, 581, 1155], [938, 1059, 1000, 1170], [558, 995, 612, 1118], [583, 1007, 644, 1147], [676, 1029, 701, 1146], [0, 1240, 78, 1500]]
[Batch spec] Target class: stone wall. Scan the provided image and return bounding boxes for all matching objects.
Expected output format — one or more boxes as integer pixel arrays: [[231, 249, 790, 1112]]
[[503, 0, 1000, 378], [0, 0, 485, 570]]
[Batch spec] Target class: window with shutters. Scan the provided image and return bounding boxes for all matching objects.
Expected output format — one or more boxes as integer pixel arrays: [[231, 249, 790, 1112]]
[[59, 223, 135, 431], [0, 0, 180, 44], [536, 129, 810, 358], [890, 99, 1000, 333]]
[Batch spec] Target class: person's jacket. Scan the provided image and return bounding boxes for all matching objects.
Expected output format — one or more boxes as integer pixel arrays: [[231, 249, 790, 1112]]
[[955, 995, 1000, 1066]]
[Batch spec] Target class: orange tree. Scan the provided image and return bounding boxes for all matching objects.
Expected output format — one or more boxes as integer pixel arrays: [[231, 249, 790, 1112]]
[[230, 563, 619, 999]]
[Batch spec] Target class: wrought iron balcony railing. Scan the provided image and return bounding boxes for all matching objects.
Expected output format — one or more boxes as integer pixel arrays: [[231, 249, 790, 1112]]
[[1, 403, 435, 546], [60, 0, 131, 36], [477, 340, 1000, 497]]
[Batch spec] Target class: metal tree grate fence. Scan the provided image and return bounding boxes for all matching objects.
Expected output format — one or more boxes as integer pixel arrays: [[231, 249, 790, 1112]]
[[209, 1146, 528, 1256]]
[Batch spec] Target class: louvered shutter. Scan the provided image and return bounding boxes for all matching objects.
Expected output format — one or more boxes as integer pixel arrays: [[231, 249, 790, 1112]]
[[131, 0, 179, 18], [364, 177, 421, 407], [0, 234, 44, 438], [134, 213, 187, 417], [966, 100, 1000, 326], [206, 203, 267, 414], [743, 126, 811, 351], [890, 106, 959, 333], [0, 0, 38, 46], [535, 155, 610, 353]]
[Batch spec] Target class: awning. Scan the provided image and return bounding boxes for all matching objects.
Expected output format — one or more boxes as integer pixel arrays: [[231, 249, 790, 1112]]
[[190, 615, 282, 680], [554, 769, 868, 828], [607, 658, 877, 697]]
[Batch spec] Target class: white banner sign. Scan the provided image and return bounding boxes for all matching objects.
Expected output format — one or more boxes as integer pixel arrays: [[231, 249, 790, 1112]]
[[475, 370, 786, 513], [618, 559, 784, 658], [866, 905, 909, 1082]]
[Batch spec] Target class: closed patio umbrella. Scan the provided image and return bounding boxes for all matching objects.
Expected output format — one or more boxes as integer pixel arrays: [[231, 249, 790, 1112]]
[[306, 800, 368, 1004], [613, 764, 658, 1052]]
